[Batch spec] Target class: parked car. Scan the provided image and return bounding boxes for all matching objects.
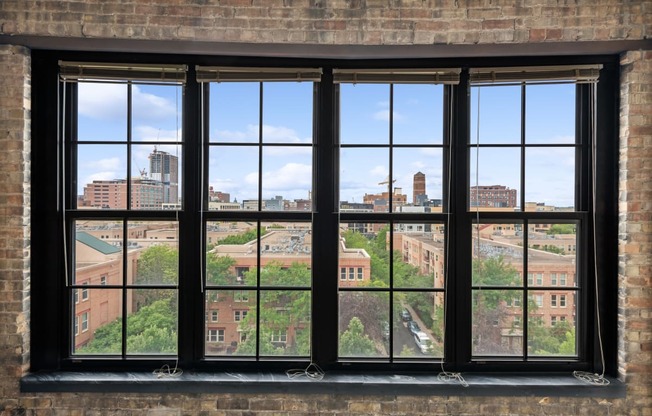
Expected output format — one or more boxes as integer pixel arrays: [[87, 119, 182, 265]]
[[382, 321, 390, 341], [400, 309, 412, 322], [413, 331, 432, 354], [407, 320, 421, 335]]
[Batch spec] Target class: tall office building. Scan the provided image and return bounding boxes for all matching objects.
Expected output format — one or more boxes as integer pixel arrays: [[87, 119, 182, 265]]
[[413, 171, 426, 205], [149, 149, 179, 204]]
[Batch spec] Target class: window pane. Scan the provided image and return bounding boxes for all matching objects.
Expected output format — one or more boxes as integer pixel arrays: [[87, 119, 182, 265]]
[[130, 221, 178, 285], [209, 82, 259, 143], [340, 83, 389, 144], [528, 292, 577, 356], [77, 82, 127, 142], [339, 291, 389, 358], [131, 145, 181, 210], [525, 147, 575, 209], [77, 144, 127, 209], [262, 82, 313, 144], [205, 290, 256, 357], [74, 220, 123, 285], [208, 146, 258, 211], [473, 289, 523, 356], [528, 222, 577, 287], [72, 288, 122, 355], [526, 84, 575, 145], [259, 290, 311, 357], [127, 289, 177, 355], [392, 148, 443, 207], [472, 223, 523, 287], [393, 84, 443, 145], [340, 223, 388, 287], [261, 146, 312, 210], [260, 222, 311, 287], [340, 147, 390, 212], [394, 223, 446, 289], [206, 221, 258, 286], [394, 292, 443, 358], [470, 147, 520, 210], [132, 84, 183, 143], [470, 85, 521, 145]]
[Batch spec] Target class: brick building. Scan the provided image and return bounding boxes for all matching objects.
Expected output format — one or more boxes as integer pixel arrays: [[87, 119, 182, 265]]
[[0, 1, 650, 415]]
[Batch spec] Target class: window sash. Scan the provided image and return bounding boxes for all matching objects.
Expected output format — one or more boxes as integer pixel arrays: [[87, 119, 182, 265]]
[[59, 61, 187, 83], [196, 66, 322, 82], [333, 68, 461, 84], [469, 64, 602, 85]]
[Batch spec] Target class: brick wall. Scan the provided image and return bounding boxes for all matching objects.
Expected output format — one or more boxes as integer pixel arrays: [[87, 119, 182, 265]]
[[1, 0, 651, 414]]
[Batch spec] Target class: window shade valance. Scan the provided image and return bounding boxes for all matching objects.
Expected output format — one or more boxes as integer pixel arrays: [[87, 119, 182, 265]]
[[469, 65, 602, 84], [333, 68, 461, 84], [59, 61, 187, 83], [196, 66, 322, 82]]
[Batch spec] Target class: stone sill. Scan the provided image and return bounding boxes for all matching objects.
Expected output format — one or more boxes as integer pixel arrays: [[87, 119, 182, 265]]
[[21, 371, 625, 397]]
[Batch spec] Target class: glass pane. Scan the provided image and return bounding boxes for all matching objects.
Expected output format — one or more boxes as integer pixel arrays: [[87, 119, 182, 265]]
[[127, 289, 177, 355], [525, 147, 575, 209], [526, 83, 575, 145], [259, 290, 311, 357], [339, 223, 388, 287], [339, 291, 388, 358], [74, 220, 123, 285], [77, 144, 127, 209], [205, 290, 256, 356], [472, 289, 523, 356], [470, 85, 521, 144], [394, 223, 446, 289], [393, 292, 443, 358], [528, 292, 577, 356], [208, 146, 258, 211], [130, 221, 178, 285], [392, 147, 443, 208], [393, 84, 443, 145], [131, 145, 181, 210], [132, 84, 183, 143], [72, 288, 122, 355], [260, 222, 311, 287], [206, 221, 258, 286], [262, 82, 313, 144], [528, 222, 577, 287], [340, 83, 389, 144], [472, 222, 523, 287], [209, 82, 259, 143], [77, 82, 127, 142], [340, 147, 390, 212], [261, 146, 312, 210], [470, 147, 520, 210]]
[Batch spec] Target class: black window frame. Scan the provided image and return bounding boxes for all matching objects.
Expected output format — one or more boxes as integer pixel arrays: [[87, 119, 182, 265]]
[[30, 51, 619, 375]]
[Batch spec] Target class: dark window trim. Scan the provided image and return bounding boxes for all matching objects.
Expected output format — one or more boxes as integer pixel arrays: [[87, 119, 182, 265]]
[[30, 50, 619, 375]]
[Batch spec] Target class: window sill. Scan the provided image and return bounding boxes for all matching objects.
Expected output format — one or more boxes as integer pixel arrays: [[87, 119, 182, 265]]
[[21, 371, 625, 397]]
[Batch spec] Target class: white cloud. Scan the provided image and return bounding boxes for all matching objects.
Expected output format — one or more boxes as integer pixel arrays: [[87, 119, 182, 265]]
[[77, 84, 178, 123], [373, 109, 405, 122], [260, 163, 312, 191], [370, 165, 388, 178], [135, 126, 181, 142]]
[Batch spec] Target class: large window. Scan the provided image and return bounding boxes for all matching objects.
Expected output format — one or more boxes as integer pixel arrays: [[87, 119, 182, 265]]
[[30, 54, 617, 374]]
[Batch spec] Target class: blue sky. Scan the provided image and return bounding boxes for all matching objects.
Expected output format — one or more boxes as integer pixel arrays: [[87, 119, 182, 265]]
[[76, 80, 576, 208]]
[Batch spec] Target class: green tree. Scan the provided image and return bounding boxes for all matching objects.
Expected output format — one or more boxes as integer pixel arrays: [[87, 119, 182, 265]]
[[79, 297, 177, 354], [546, 224, 576, 235], [206, 253, 236, 285], [339, 317, 377, 357], [135, 245, 178, 285]]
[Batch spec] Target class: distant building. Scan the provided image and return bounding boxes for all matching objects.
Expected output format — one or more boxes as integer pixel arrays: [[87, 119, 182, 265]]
[[148, 149, 179, 204], [83, 177, 165, 209], [470, 185, 517, 208], [413, 172, 426, 205]]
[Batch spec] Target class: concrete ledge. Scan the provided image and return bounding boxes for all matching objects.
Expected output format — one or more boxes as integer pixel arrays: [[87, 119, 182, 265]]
[[21, 371, 625, 397]]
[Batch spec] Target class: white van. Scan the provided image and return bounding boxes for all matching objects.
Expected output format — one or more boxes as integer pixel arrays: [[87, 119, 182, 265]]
[[413, 331, 432, 354]]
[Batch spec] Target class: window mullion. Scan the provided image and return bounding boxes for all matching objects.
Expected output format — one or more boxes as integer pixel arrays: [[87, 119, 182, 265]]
[[450, 69, 472, 368], [311, 68, 339, 368]]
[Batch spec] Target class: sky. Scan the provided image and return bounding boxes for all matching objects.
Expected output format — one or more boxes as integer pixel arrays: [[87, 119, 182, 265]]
[[76, 80, 577, 209]]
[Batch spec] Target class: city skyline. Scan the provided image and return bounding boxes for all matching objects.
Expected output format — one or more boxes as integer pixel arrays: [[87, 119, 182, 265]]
[[77, 80, 578, 209]]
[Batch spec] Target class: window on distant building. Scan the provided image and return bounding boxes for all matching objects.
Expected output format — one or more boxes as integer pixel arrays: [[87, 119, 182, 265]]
[[31, 54, 615, 375]]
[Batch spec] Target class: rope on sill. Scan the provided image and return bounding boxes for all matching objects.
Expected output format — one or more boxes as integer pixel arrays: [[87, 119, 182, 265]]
[[573, 371, 609, 386], [153, 361, 183, 379], [286, 362, 325, 381], [438, 371, 469, 387]]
